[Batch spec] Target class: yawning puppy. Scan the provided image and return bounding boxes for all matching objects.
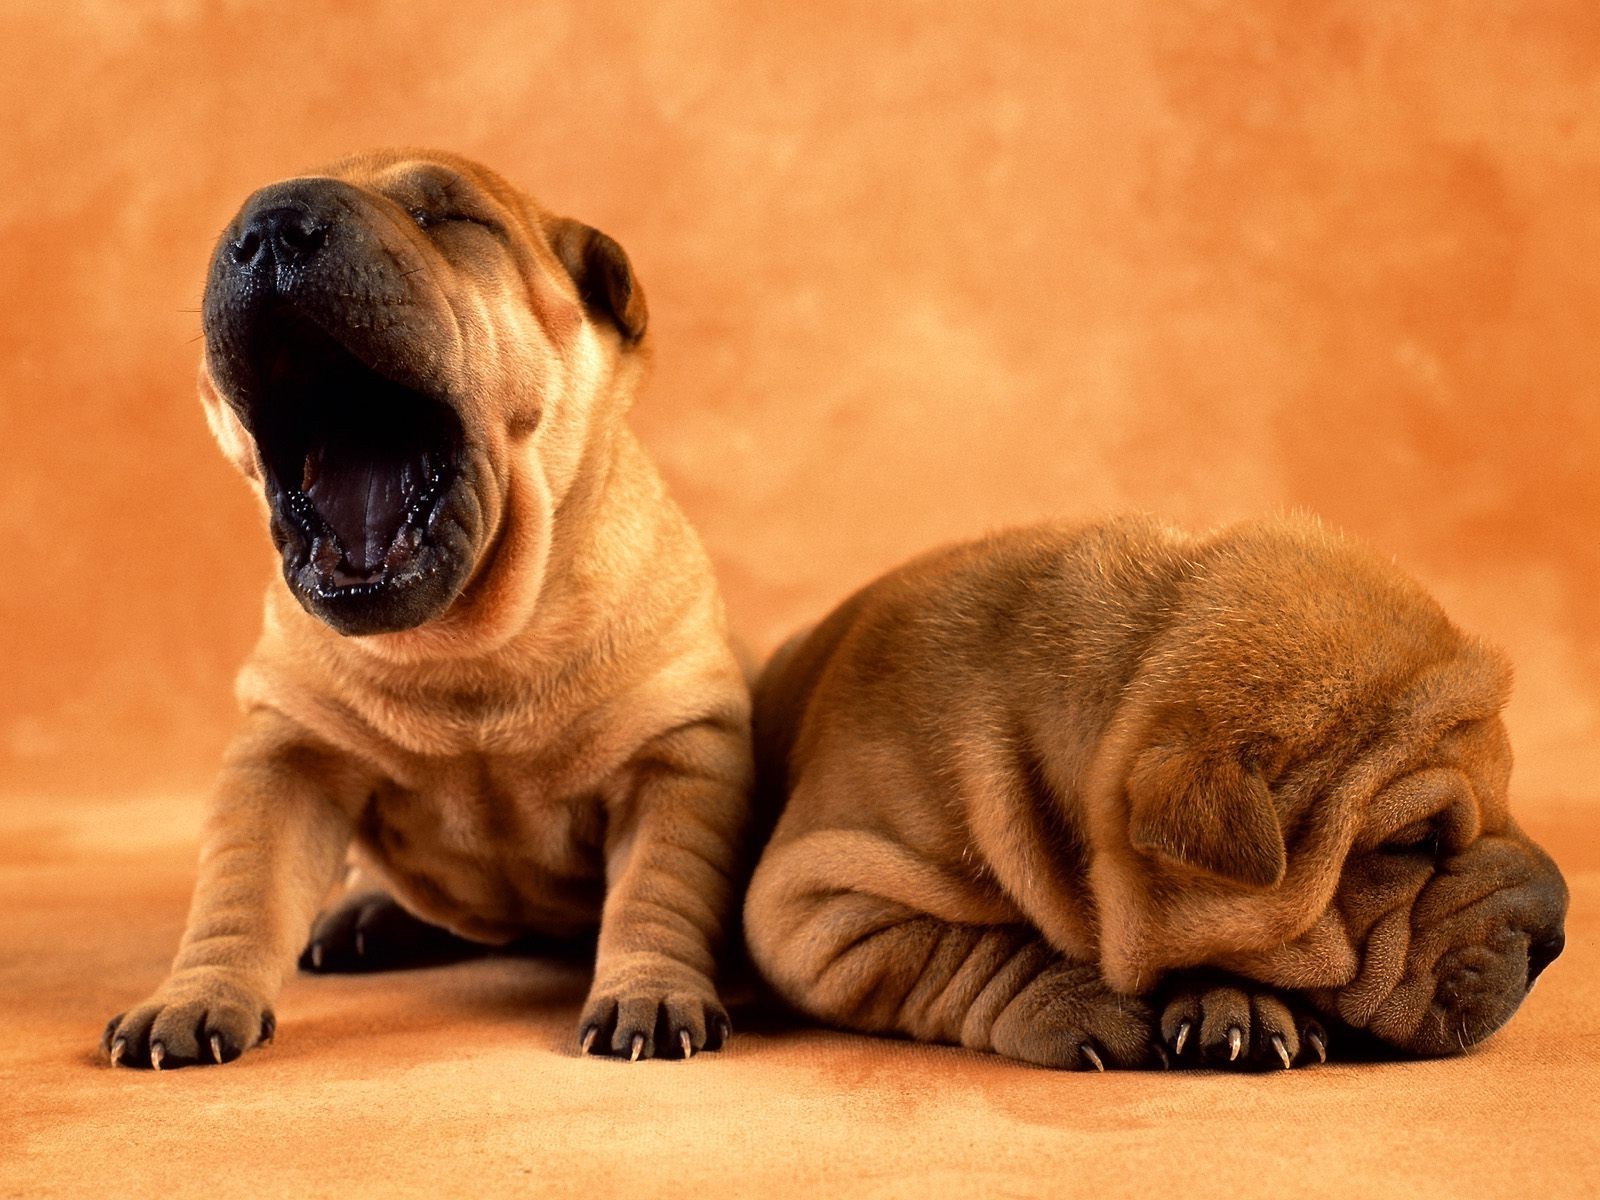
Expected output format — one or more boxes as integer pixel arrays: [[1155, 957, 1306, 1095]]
[[744, 516, 1567, 1070], [101, 150, 753, 1067]]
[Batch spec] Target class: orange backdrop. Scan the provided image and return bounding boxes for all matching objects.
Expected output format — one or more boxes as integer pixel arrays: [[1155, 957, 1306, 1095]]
[[1, 1, 1596, 820]]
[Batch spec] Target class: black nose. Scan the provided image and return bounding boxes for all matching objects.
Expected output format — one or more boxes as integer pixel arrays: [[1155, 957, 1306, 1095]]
[[1527, 931, 1565, 989], [230, 205, 328, 268]]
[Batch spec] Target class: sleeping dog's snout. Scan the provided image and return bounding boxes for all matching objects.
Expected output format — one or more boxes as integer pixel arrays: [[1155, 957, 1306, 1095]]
[[1526, 930, 1564, 990]]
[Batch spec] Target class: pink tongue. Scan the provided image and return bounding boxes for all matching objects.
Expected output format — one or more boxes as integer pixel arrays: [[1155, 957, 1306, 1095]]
[[304, 443, 420, 575]]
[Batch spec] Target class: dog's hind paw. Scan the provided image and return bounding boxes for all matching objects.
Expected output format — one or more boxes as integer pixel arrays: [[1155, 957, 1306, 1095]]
[[299, 888, 483, 974], [988, 959, 1155, 1071]]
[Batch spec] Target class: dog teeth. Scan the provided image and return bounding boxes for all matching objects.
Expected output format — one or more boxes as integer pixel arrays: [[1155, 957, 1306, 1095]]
[[302, 452, 318, 491]]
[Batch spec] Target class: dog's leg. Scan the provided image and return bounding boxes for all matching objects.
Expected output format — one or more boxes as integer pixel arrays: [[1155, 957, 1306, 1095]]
[[577, 721, 751, 1061], [1155, 971, 1330, 1069], [745, 832, 1153, 1070], [299, 874, 488, 974], [101, 710, 368, 1069]]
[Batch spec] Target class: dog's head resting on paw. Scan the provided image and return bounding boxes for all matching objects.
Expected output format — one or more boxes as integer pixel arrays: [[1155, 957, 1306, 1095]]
[[199, 149, 647, 653], [1083, 520, 1568, 1057]]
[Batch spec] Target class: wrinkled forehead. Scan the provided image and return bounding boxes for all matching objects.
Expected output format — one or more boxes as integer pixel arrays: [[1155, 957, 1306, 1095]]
[[317, 150, 545, 231], [1351, 649, 1516, 846], [304, 150, 581, 333], [1362, 716, 1512, 824]]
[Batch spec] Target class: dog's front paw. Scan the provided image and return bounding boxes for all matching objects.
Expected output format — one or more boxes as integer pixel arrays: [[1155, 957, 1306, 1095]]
[[1158, 974, 1327, 1070], [101, 971, 276, 1069], [990, 959, 1154, 1070], [577, 953, 729, 1061]]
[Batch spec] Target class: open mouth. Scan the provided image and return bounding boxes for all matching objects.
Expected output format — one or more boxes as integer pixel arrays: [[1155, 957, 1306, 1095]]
[[243, 308, 465, 599]]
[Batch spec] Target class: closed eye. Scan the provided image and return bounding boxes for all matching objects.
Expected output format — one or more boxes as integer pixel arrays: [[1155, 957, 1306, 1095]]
[[1382, 821, 1444, 857], [407, 208, 503, 238]]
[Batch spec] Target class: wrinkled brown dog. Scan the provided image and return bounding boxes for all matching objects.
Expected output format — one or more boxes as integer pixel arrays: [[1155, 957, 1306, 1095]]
[[101, 150, 753, 1068], [745, 516, 1567, 1070]]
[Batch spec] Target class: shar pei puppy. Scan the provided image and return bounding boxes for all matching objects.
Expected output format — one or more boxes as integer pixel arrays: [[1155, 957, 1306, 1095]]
[[744, 516, 1567, 1070], [102, 150, 753, 1068]]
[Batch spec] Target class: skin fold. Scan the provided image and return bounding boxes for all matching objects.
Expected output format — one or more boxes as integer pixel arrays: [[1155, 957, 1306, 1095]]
[[744, 515, 1567, 1070], [101, 150, 753, 1069]]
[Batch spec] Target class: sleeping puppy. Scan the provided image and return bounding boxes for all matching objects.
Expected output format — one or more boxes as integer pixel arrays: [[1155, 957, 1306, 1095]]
[[744, 516, 1567, 1069], [101, 150, 753, 1068]]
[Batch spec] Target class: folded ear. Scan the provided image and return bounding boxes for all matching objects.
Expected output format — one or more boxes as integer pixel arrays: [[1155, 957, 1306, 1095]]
[[1126, 738, 1286, 888], [547, 217, 648, 343]]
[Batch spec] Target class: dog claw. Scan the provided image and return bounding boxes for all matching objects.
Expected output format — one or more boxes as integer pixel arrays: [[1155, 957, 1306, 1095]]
[[109, 1038, 126, 1068], [679, 1030, 694, 1059], [1271, 1034, 1291, 1070], [1081, 1044, 1105, 1072], [1173, 1022, 1190, 1056], [150, 1043, 166, 1071], [579, 1026, 599, 1056], [1227, 1027, 1242, 1062], [1307, 1030, 1327, 1064], [310, 942, 323, 970], [629, 1033, 646, 1062], [1153, 1044, 1171, 1071], [210, 1034, 224, 1064], [354, 930, 365, 958]]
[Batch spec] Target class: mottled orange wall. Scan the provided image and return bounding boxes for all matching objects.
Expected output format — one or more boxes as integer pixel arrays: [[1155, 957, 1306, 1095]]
[[1, 2, 1596, 810]]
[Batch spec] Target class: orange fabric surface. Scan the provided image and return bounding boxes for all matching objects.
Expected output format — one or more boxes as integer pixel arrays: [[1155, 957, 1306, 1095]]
[[1, 2, 1596, 1196], [2, 801, 1597, 1198]]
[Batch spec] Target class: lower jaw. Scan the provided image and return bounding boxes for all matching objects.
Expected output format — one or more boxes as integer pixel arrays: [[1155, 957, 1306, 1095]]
[[280, 531, 469, 636], [1340, 983, 1525, 1058], [270, 473, 483, 636], [1400, 997, 1522, 1057], [287, 574, 442, 636]]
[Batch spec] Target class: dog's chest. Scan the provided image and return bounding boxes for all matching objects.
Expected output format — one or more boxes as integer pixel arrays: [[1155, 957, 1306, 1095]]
[[355, 754, 608, 941]]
